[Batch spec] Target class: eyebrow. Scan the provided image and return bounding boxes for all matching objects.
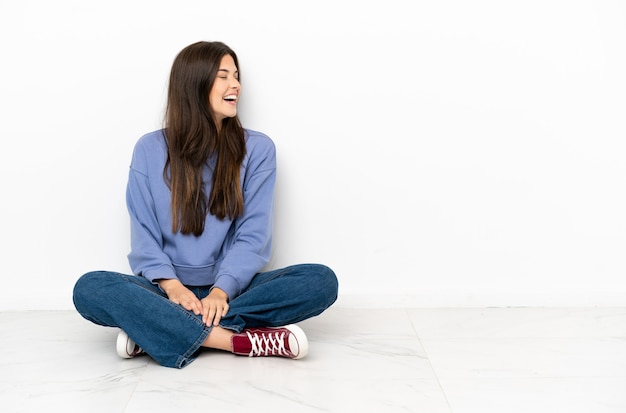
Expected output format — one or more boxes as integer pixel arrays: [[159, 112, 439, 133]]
[[218, 69, 238, 74]]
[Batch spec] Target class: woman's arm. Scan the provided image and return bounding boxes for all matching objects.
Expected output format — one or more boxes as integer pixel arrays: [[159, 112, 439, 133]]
[[212, 133, 276, 299]]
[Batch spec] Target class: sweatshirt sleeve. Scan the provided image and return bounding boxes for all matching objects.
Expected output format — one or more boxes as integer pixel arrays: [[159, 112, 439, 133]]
[[126, 143, 178, 283], [212, 136, 276, 299]]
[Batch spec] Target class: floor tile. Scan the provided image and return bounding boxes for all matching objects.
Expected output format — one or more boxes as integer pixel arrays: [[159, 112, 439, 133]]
[[0, 311, 148, 413], [407, 307, 626, 339], [127, 369, 450, 412], [439, 377, 626, 413], [421, 337, 626, 379], [1, 307, 625, 413]]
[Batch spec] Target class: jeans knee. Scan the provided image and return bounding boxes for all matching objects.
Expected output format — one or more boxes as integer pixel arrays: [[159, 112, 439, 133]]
[[73, 271, 102, 296], [72, 271, 117, 311], [312, 264, 339, 303], [73, 272, 97, 310]]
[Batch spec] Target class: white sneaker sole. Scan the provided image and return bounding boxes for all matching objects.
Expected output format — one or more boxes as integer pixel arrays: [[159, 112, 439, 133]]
[[281, 324, 308, 359], [116, 329, 141, 359]]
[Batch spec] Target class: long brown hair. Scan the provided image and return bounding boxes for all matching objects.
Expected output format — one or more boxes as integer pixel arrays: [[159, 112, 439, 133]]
[[164, 41, 246, 236]]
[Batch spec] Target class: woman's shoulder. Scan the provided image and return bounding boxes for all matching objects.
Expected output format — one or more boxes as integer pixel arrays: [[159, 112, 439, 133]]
[[135, 129, 167, 151], [244, 128, 275, 153], [130, 129, 167, 170], [243, 129, 276, 169], [244, 128, 273, 144]]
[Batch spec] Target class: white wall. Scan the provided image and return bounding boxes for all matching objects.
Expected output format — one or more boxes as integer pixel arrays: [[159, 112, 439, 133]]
[[1, 0, 625, 310]]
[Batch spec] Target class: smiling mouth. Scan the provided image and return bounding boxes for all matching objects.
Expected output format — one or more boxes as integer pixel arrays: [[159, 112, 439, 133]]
[[224, 95, 237, 102]]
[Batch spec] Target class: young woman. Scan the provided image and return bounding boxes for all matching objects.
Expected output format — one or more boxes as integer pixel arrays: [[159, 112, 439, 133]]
[[73, 41, 338, 369]]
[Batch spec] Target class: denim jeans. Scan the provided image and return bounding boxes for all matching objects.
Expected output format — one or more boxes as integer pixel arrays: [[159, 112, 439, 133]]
[[73, 264, 338, 368]]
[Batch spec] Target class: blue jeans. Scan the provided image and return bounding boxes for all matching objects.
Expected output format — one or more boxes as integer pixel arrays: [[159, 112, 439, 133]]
[[73, 264, 338, 368]]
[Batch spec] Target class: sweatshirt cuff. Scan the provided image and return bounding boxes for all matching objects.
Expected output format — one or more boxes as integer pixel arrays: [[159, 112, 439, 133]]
[[142, 264, 178, 284], [213, 274, 240, 300]]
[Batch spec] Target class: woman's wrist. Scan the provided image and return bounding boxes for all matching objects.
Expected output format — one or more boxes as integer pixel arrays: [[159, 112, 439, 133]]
[[157, 278, 182, 294]]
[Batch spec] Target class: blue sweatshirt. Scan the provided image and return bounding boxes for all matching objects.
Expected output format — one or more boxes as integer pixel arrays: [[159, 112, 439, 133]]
[[126, 128, 275, 300]]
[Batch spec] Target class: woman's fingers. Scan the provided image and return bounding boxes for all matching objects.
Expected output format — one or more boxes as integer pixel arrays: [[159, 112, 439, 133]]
[[200, 301, 229, 326], [212, 303, 229, 326]]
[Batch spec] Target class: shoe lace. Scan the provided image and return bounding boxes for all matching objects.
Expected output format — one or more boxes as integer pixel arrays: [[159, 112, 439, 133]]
[[246, 330, 289, 357]]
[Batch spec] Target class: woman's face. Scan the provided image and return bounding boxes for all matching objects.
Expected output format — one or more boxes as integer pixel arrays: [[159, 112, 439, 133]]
[[209, 54, 240, 125]]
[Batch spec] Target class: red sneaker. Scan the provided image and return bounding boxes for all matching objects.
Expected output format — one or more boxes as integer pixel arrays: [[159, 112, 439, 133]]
[[231, 324, 308, 359]]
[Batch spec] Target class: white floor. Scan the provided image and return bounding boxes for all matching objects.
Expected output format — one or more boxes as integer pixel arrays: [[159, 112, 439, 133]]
[[1, 306, 625, 413]]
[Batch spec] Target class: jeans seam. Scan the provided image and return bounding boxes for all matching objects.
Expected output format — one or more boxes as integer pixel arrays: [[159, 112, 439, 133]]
[[126, 275, 212, 368], [168, 296, 213, 368]]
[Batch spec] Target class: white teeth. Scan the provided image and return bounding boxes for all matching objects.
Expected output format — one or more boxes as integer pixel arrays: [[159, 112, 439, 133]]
[[224, 95, 237, 101]]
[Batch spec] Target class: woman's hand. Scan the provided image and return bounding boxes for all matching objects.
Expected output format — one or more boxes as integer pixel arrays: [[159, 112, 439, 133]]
[[158, 279, 203, 316], [200, 287, 229, 327]]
